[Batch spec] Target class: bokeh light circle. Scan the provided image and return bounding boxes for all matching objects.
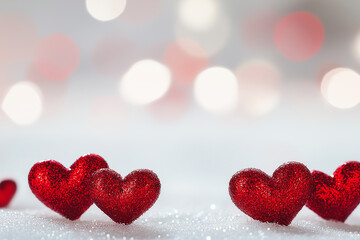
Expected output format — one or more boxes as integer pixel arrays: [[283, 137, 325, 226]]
[[236, 60, 281, 116], [0, 13, 38, 63], [274, 11, 324, 61], [194, 67, 238, 115], [0, 64, 12, 101], [86, 0, 127, 22], [119, 59, 172, 105], [316, 62, 342, 87], [93, 35, 135, 77], [1, 81, 42, 125], [27, 64, 68, 118], [34, 34, 80, 81], [352, 31, 360, 63], [321, 68, 360, 109], [178, 0, 219, 30], [163, 38, 209, 84], [176, 12, 230, 57], [241, 11, 278, 50], [120, 0, 162, 23]]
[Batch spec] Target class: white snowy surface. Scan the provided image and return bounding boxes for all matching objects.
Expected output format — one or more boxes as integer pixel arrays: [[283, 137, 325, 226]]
[[1, 202, 360, 240], [2, 125, 360, 240]]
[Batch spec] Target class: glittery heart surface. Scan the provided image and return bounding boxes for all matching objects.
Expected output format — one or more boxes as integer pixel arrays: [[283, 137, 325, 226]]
[[229, 162, 314, 226], [306, 161, 360, 222], [90, 169, 161, 224], [28, 154, 108, 220], [0, 179, 16, 207]]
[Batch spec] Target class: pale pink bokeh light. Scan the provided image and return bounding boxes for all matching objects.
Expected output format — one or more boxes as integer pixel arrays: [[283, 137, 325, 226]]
[[0, 13, 38, 63], [34, 34, 80, 81], [120, 0, 162, 23], [163, 38, 209, 84], [93, 35, 135, 77], [0, 64, 12, 103], [27, 63, 68, 118], [274, 11, 324, 61], [241, 11, 278, 50]]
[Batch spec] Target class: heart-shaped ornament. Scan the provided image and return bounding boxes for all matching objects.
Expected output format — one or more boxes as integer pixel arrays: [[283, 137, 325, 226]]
[[0, 179, 16, 207], [28, 154, 108, 220], [229, 162, 314, 225], [90, 168, 161, 224], [306, 161, 360, 222]]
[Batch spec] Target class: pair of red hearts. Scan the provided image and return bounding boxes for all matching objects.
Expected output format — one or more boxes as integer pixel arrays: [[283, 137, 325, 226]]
[[0, 179, 16, 208], [229, 161, 360, 225], [28, 154, 161, 224]]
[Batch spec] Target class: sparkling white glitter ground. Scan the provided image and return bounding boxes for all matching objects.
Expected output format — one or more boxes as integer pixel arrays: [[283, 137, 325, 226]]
[[1, 202, 359, 240], [2, 124, 360, 240]]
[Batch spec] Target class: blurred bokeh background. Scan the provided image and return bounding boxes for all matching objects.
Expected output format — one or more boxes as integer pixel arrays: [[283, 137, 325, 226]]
[[1, 0, 360, 209]]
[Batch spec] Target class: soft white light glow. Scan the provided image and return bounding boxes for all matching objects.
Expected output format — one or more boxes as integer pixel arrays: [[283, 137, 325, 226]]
[[120, 59, 172, 105], [176, 13, 230, 57], [86, 0, 127, 22], [320, 67, 342, 99], [321, 68, 360, 109], [353, 32, 360, 63], [236, 60, 281, 116], [194, 67, 238, 114], [178, 0, 219, 30], [2, 81, 42, 125]]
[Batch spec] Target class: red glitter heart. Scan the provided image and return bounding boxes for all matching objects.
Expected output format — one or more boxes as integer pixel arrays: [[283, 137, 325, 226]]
[[306, 161, 360, 222], [28, 154, 108, 220], [0, 179, 16, 207], [90, 168, 161, 224], [229, 162, 314, 225]]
